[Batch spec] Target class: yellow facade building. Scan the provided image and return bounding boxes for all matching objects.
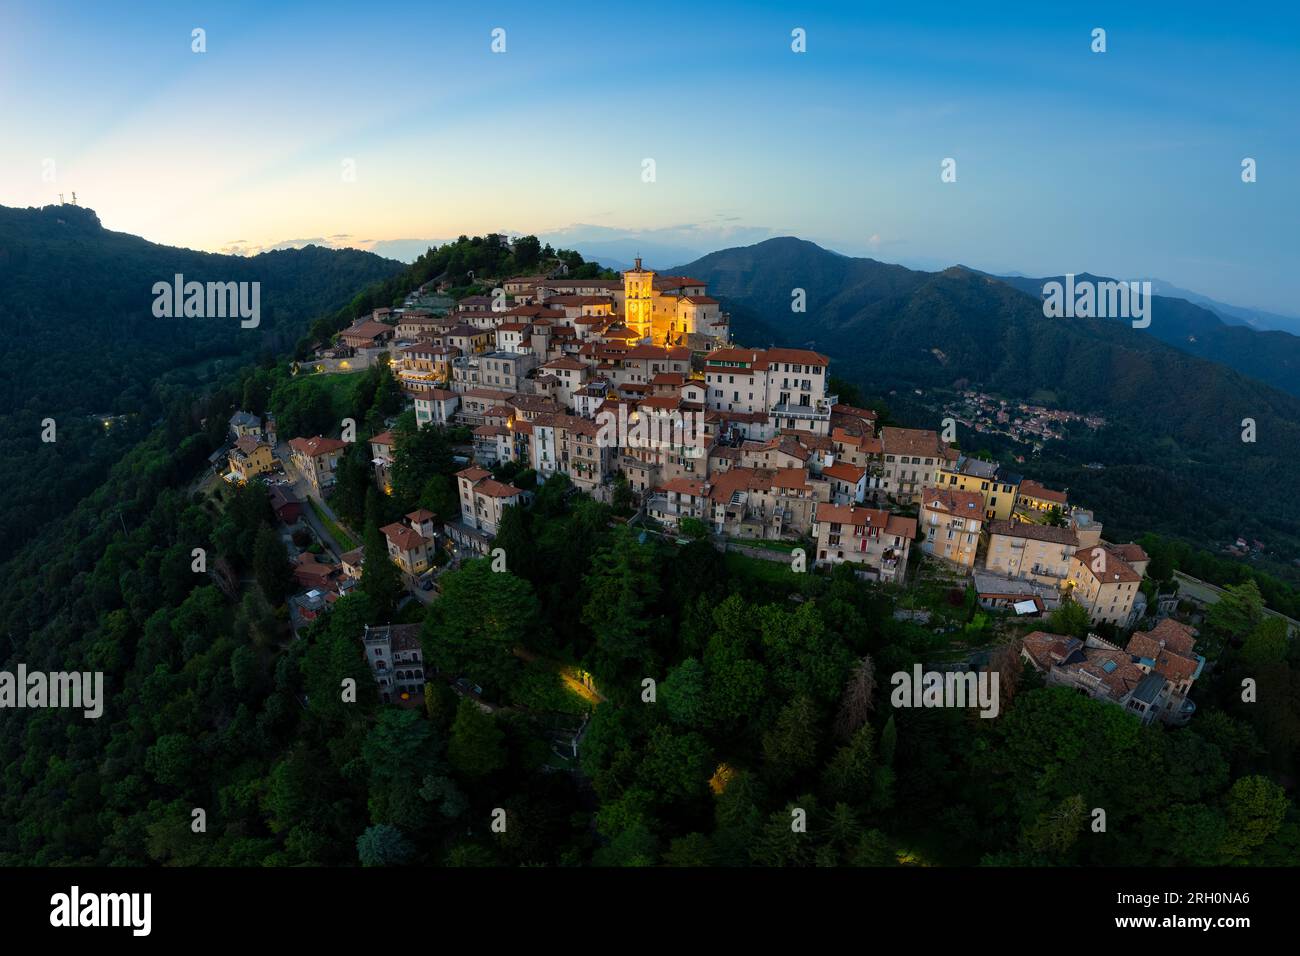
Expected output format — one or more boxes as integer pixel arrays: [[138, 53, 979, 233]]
[[935, 455, 1020, 522], [1016, 478, 1068, 516], [622, 259, 721, 346], [228, 436, 274, 482]]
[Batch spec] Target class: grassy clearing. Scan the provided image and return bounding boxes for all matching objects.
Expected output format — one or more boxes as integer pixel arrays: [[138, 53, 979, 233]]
[[307, 497, 358, 552], [724, 551, 801, 588], [510, 662, 595, 716], [727, 537, 803, 554], [311, 371, 364, 420]]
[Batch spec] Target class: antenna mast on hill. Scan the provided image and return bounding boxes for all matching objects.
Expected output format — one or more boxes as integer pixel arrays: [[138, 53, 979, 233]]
[[71, 191, 78, 205], [58, 193, 64, 205]]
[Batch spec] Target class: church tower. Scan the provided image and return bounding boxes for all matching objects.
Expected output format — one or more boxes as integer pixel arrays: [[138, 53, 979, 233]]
[[623, 257, 655, 341]]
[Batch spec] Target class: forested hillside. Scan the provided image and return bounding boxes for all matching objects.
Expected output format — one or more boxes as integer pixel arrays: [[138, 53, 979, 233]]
[[0, 203, 404, 565], [677, 239, 1300, 574], [1, 229, 1296, 868], [2, 423, 1295, 865], [990, 271, 1300, 400]]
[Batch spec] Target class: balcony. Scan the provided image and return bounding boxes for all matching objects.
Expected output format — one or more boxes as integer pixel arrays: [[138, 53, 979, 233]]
[[645, 494, 670, 515], [1168, 696, 1196, 727], [770, 401, 832, 422]]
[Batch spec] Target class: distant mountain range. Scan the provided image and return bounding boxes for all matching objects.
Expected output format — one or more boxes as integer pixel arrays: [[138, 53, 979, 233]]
[[672, 237, 1300, 565], [3, 208, 1294, 573], [260, 229, 1300, 338], [980, 271, 1300, 399], [1144, 279, 1300, 336]]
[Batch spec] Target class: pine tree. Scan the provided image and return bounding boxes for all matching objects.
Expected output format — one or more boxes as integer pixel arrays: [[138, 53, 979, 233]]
[[360, 518, 405, 619], [252, 524, 293, 603]]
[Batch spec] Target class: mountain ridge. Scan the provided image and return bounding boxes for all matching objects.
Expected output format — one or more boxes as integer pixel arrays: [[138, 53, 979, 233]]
[[0, 202, 405, 563], [672, 238, 1300, 572]]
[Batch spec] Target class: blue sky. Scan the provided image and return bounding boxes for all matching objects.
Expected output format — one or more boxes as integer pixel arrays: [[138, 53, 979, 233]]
[[2, 0, 1296, 311]]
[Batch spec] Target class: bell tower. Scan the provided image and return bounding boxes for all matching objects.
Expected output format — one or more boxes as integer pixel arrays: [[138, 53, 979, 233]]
[[623, 257, 655, 341]]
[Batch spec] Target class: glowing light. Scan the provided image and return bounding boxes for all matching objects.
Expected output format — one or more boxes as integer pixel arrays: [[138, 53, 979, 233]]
[[708, 762, 736, 796]]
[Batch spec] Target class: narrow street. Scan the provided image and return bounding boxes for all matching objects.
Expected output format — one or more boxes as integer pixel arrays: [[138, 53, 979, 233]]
[[278, 442, 352, 562]]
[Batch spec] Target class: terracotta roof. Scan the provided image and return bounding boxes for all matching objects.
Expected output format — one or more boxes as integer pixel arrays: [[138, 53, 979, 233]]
[[510, 394, 562, 413], [823, 462, 866, 483], [543, 357, 586, 371], [444, 323, 489, 337], [831, 403, 879, 422], [816, 505, 915, 540], [705, 346, 829, 368], [987, 519, 1077, 546], [635, 395, 684, 411], [920, 486, 985, 517], [268, 484, 299, 510], [704, 467, 778, 503], [381, 521, 426, 552], [1112, 543, 1149, 565], [1021, 631, 1082, 670], [1018, 479, 1067, 505], [772, 467, 812, 490], [761, 347, 830, 367], [623, 344, 690, 361], [341, 320, 392, 339], [476, 479, 524, 499], [1073, 545, 1142, 584], [289, 435, 346, 457], [1077, 649, 1148, 701], [293, 552, 338, 585], [1127, 618, 1199, 682], [881, 427, 948, 459], [658, 478, 707, 496]]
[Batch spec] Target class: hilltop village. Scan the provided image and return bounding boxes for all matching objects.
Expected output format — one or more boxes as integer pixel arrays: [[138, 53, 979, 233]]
[[213, 253, 1213, 727]]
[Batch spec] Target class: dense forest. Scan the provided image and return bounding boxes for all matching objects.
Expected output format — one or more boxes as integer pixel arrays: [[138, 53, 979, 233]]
[[1, 226, 1297, 867], [0, 203, 403, 566], [2, 376, 1297, 863]]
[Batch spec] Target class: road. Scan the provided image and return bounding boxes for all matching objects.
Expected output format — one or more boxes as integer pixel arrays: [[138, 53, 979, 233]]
[[1174, 570, 1300, 636], [278, 444, 352, 561]]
